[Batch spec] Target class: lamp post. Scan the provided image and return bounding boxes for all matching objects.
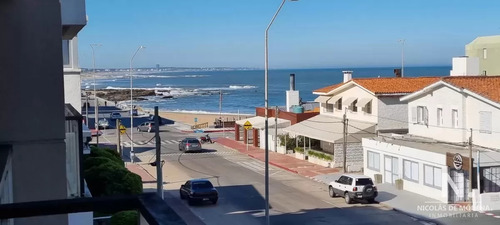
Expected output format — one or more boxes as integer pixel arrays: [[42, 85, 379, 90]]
[[398, 39, 405, 77], [264, 1, 297, 224], [90, 43, 102, 146], [130, 45, 145, 163]]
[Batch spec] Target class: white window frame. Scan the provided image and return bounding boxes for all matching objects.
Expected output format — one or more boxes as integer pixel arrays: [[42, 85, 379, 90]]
[[325, 103, 334, 113], [403, 159, 419, 182], [350, 99, 358, 112], [483, 48, 487, 59], [452, 109, 459, 128], [437, 108, 443, 126], [336, 98, 343, 111], [364, 100, 372, 114], [479, 111, 492, 134], [367, 151, 380, 171], [424, 164, 442, 189], [416, 106, 428, 125]]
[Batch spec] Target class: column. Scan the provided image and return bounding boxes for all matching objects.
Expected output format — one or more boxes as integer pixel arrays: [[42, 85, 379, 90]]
[[235, 124, 240, 141], [253, 128, 259, 147], [243, 128, 248, 144]]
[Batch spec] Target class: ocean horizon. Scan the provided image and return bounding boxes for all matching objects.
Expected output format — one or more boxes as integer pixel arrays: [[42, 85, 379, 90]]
[[82, 66, 452, 114]]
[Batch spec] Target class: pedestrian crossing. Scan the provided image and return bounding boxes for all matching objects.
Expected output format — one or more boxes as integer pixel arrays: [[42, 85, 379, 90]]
[[122, 139, 179, 147], [135, 150, 238, 157]]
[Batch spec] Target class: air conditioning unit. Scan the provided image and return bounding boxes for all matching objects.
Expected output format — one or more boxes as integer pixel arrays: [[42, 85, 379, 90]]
[[374, 174, 382, 184]]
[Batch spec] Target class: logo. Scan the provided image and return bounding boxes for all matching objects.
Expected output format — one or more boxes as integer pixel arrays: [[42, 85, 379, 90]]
[[453, 153, 463, 170]]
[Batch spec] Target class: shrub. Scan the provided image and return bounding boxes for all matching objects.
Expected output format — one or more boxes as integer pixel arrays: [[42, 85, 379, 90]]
[[110, 211, 138, 225], [84, 161, 142, 197], [83, 156, 119, 172], [307, 150, 333, 161], [278, 134, 296, 150], [294, 147, 304, 154], [88, 146, 123, 167]]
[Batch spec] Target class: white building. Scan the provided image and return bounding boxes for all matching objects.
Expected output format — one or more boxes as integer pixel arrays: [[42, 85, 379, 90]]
[[63, 37, 83, 113], [283, 71, 440, 169], [363, 76, 500, 208]]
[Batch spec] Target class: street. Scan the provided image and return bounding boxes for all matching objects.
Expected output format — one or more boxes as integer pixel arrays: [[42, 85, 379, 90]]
[[96, 124, 424, 225]]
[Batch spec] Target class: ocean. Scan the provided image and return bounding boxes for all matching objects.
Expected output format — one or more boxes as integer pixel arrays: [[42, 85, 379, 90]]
[[82, 66, 451, 114]]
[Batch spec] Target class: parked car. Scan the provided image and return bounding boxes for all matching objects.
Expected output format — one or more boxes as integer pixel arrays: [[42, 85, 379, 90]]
[[110, 112, 121, 120], [179, 179, 218, 205], [137, 122, 155, 133], [178, 138, 202, 152], [328, 174, 377, 204], [97, 118, 109, 129]]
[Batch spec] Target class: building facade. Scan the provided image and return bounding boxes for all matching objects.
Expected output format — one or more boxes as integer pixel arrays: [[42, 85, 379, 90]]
[[466, 35, 500, 76]]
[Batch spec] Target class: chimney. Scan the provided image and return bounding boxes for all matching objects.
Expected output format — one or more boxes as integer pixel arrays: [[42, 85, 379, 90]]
[[343, 71, 352, 83], [394, 69, 402, 77], [289, 74, 295, 91]]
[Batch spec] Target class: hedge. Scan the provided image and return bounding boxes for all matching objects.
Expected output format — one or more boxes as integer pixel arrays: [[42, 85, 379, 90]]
[[294, 147, 304, 154], [307, 150, 333, 161], [110, 211, 138, 225]]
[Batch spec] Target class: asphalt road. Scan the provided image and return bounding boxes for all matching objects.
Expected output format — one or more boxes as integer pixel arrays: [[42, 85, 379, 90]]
[[91, 124, 424, 225]]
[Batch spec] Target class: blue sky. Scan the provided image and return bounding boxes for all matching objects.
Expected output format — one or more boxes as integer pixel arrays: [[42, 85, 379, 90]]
[[78, 0, 500, 69]]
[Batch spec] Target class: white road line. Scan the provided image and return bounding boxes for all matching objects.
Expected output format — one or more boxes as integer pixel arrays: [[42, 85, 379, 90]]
[[321, 200, 337, 206]]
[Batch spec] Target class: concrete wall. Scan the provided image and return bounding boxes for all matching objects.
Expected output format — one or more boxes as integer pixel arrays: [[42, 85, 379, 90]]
[[363, 138, 449, 203], [408, 85, 467, 143], [466, 36, 500, 75], [0, 0, 69, 224], [377, 97, 408, 132], [464, 93, 500, 149], [450, 57, 480, 76], [332, 143, 363, 170], [64, 37, 82, 113]]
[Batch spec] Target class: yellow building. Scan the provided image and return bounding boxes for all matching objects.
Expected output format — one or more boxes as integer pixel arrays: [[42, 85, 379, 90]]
[[466, 35, 500, 76]]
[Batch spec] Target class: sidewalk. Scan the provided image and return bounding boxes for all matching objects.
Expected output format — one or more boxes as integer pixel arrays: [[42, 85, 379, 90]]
[[215, 137, 340, 178]]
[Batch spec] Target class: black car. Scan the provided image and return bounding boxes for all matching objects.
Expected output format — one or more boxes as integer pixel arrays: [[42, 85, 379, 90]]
[[179, 179, 218, 205]]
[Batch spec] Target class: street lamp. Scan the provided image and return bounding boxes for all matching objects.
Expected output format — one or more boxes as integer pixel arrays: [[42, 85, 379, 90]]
[[264, 1, 297, 224], [130, 45, 145, 163], [398, 39, 405, 77], [90, 43, 102, 146]]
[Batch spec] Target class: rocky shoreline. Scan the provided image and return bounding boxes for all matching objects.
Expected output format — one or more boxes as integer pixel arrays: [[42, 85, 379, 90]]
[[94, 89, 159, 101]]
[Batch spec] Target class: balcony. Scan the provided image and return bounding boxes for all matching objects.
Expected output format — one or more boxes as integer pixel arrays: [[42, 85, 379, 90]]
[[61, 0, 87, 39]]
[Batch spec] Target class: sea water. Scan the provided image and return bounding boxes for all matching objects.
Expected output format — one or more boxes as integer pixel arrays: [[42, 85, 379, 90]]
[[82, 66, 451, 114]]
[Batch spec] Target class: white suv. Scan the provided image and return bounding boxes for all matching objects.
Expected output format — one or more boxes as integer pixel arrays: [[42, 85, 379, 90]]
[[328, 174, 378, 204]]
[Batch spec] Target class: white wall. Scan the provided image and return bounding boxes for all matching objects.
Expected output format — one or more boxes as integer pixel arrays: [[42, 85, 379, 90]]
[[408, 84, 500, 149], [63, 37, 82, 113], [450, 57, 480, 76], [408, 86, 467, 143], [286, 90, 299, 112], [377, 97, 408, 131], [363, 138, 449, 203], [318, 85, 378, 124]]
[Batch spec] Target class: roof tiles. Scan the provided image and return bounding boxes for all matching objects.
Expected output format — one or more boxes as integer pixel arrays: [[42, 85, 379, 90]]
[[314, 77, 441, 95], [443, 76, 500, 103]]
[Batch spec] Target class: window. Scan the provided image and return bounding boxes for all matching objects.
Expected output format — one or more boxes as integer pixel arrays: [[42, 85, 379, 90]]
[[416, 106, 428, 125], [437, 108, 443, 126], [452, 109, 459, 128], [424, 164, 442, 189], [364, 101, 372, 114], [403, 160, 419, 182], [483, 48, 487, 59], [326, 103, 334, 113], [356, 178, 374, 186], [337, 176, 348, 184], [350, 99, 358, 112], [336, 98, 342, 110], [479, 111, 492, 134], [367, 151, 380, 171], [62, 40, 70, 66]]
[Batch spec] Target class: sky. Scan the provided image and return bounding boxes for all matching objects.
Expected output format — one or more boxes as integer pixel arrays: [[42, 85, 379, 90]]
[[78, 0, 500, 69]]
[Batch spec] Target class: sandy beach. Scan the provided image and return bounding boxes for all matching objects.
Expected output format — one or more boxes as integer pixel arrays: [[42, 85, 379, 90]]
[[158, 111, 254, 126]]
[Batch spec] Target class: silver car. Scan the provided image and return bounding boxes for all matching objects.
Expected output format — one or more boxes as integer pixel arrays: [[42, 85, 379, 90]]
[[137, 122, 156, 133], [178, 138, 202, 152]]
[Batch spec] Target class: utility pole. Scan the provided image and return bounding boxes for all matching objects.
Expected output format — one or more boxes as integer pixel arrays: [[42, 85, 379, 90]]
[[85, 93, 89, 125], [154, 106, 163, 199], [275, 106, 279, 152], [468, 128, 473, 201], [343, 108, 348, 172], [116, 119, 122, 156], [90, 43, 101, 146]]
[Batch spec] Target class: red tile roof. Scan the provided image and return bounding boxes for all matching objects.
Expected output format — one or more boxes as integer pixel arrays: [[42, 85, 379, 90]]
[[443, 76, 500, 103], [314, 77, 442, 95]]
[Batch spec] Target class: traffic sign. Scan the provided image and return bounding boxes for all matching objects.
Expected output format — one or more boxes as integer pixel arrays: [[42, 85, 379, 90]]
[[243, 121, 252, 130], [119, 124, 127, 134]]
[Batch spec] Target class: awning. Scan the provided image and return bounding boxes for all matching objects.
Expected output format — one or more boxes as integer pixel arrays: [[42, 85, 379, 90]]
[[236, 116, 291, 129], [355, 98, 372, 108], [314, 96, 332, 104], [343, 97, 357, 106], [330, 95, 342, 104], [283, 114, 376, 143]]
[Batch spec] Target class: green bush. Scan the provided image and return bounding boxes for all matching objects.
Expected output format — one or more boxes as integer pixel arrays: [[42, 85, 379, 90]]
[[88, 147, 123, 167], [84, 161, 142, 197], [278, 134, 296, 150], [294, 147, 304, 154], [110, 211, 138, 225], [307, 150, 333, 161], [83, 156, 119, 172]]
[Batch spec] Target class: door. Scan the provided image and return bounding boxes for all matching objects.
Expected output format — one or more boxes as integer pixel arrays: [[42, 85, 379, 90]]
[[384, 156, 399, 184], [448, 169, 468, 203]]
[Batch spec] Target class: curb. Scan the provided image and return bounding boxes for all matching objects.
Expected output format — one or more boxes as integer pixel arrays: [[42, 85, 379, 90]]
[[381, 204, 441, 225]]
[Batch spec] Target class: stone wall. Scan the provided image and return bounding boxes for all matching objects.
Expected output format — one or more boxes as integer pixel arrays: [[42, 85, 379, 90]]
[[332, 142, 363, 171]]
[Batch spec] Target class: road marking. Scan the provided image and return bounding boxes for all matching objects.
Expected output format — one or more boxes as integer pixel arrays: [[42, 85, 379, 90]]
[[122, 140, 180, 147], [321, 200, 337, 206], [226, 209, 264, 215]]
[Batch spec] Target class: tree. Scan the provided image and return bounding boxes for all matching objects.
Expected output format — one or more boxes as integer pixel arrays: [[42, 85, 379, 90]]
[[110, 211, 138, 225]]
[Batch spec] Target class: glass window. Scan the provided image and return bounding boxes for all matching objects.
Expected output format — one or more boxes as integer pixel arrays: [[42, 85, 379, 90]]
[[62, 40, 70, 66], [437, 108, 443, 126], [364, 101, 372, 114], [452, 109, 459, 128], [403, 159, 419, 182], [479, 111, 492, 134], [326, 103, 334, 113], [483, 48, 487, 59], [424, 164, 441, 189], [192, 181, 213, 189], [356, 178, 374, 186], [336, 98, 343, 110], [367, 151, 380, 171]]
